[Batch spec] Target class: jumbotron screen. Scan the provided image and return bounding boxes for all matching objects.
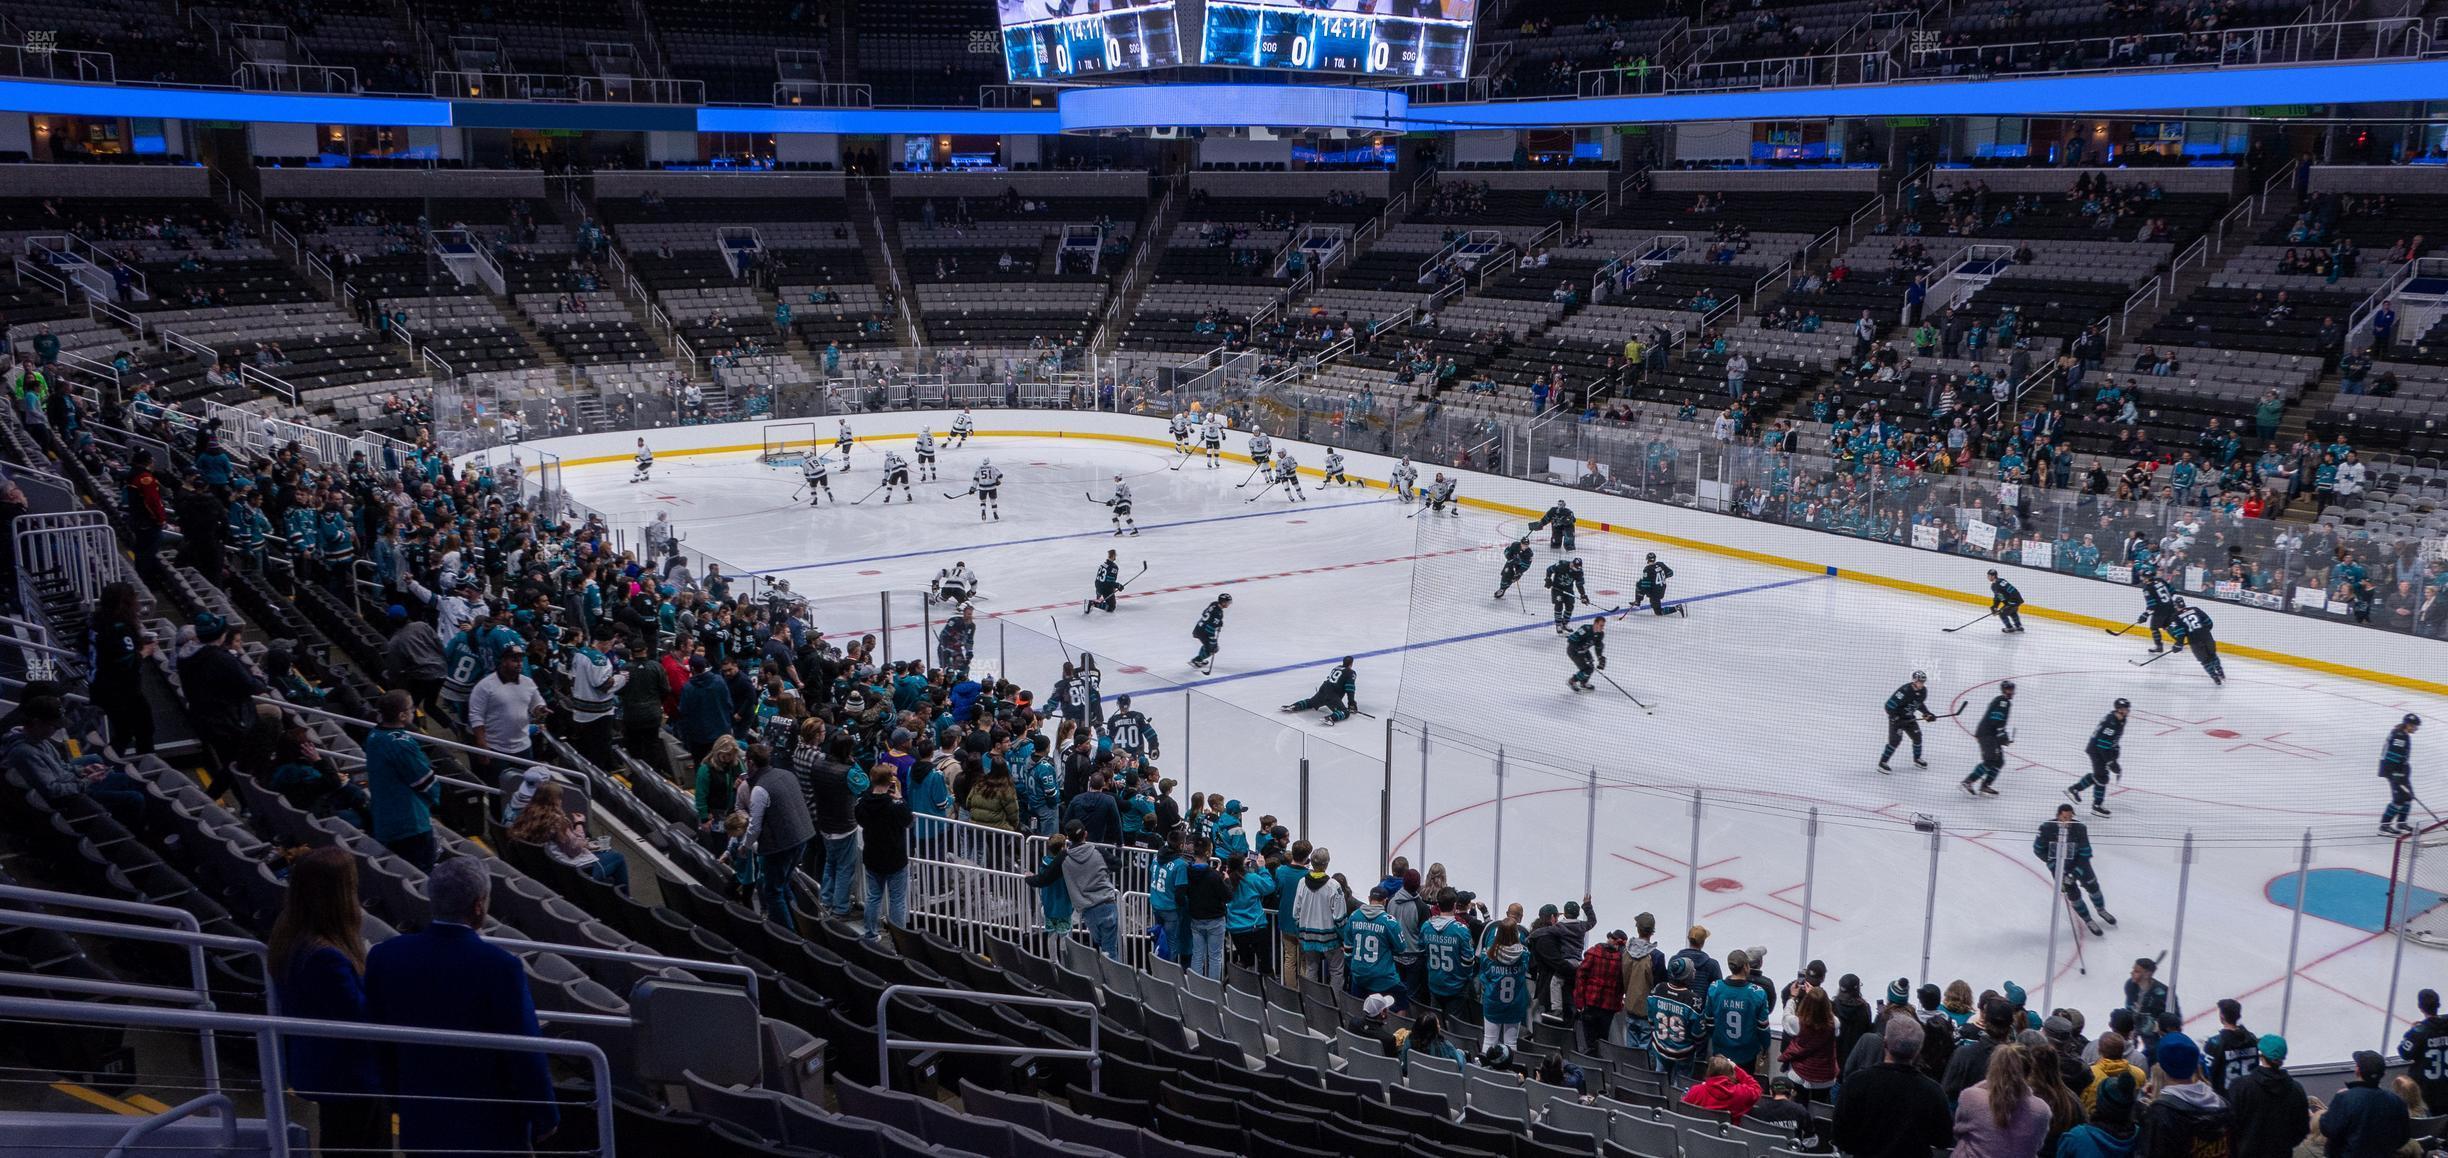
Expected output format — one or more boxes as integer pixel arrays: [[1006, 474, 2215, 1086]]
[[1200, 0, 1476, 81], [997, 0, 1185, 80]]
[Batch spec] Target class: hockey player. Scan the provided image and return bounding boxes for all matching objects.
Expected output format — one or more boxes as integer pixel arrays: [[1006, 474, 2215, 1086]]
[[2065, 698, 2130, 817], [973, 459, 1003, 521], [1426, 473, 1459, 517], [1961, 680, 2016, 796], [834, 419, 854, 467], [1169, 411, 1194, 454], [2137, 570, 2178, 652], [1988, 569, 2026, 632], [879, 449, 913, 503], [1565, 617, 1607, 691], [1104, 474, 1138, 535], [2035, 803, 2116, 935], [1247, 430, 1274, 474], [932, 561, 977, 604], [1106, 694, 1158, 771], [1321, 447, 1354, 487], [1272, 451, 1304, 501], [2380, 713, 2421, 836], [799, 451, 834, 506], [2167, 597, 2225, 684], [1390, 457, 1419, 503], [1086, 549, 1123, 614], [630, 437, 653, 483], [913, 427, 939, 482], [1200, 412, 1227, 469], [1878, 670, 1938, 773], [1529, 501, 1577, 551], [1494, 537, 1534, 599], [1645, 955, 1705, 1079], [1189, 592, 1230, 673], [1282, 656, 1358, 724], [1636, 553, 1686, 617], [950, 408, 975, 447], [1545, 557, 1590, 633], [936, 604, 975, 678]]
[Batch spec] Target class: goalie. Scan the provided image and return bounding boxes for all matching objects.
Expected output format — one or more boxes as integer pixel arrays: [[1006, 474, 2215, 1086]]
[[931, 561, 978, 604]]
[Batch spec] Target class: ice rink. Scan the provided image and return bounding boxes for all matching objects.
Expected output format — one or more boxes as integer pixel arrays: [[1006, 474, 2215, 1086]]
[[560, 424, 2448, 1062]]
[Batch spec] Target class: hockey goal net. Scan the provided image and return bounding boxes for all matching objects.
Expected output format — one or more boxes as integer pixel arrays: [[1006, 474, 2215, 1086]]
[[759, 421, 821, 467], [2388, 819, 2448, 947]]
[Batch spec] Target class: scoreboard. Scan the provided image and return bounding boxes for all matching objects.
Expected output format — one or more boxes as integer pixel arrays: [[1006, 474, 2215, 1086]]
[[1200, 0, 1476, 81], [1000, 1, 1184, 80]]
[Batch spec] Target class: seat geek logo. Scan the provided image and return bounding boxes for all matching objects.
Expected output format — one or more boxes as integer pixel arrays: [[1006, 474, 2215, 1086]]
[[24, 30, 57, 55], [970, 30, 1004, 54]]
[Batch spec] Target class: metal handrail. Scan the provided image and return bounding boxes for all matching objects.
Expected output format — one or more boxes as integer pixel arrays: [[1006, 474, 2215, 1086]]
[[249, 695, 516, 796], [489, 935, 760, 1006], [105, 1093, 235, 1158], [876, 984, 1099, 1093], [0, 994, 617, 1158]]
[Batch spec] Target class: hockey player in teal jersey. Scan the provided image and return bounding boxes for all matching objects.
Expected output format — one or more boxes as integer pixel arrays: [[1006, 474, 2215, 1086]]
[[2035, 804, 2116, 935], [1281, 657, 1359, 724], [1188, 593, 1230, 673], [1343, 885, 1419, 1007], [1987, 569, 2026, 632], [1547, 558, 1590, 633], [1879, 670, 1938, 772], [1418, 892, 1480, 1020], [1961, 681, 2016, 796], [1495, 537, 1534, 600]]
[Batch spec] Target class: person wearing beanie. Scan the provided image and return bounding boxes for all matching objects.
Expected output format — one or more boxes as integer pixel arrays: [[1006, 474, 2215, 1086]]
[[1647, 954, 1707, 1078], [2059, 1072, 2142, 1158], [2087, 1031, 2145, 1115], [2228, 1034, 2310, 1158], [1575, 929, 1632, 1052], [2205, 997, 2262, 1100], [2137, 1032, 2233, 1158], [2318, 1051, 2410, 1158]]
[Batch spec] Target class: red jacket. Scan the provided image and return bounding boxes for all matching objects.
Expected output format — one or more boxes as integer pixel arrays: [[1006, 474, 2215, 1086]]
[[1778, 1022, 1839, 1084], [659, 653, 688, 716], [1575, 942, 1627, 1012], [1683, 1065, 1761, 1125]]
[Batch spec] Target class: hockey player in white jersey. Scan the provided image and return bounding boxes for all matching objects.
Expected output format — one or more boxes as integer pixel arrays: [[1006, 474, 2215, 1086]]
[[879, 449, 913, 503], [630, 437, 654, 483], [1322, 447, 1355, 488], [1168, 412, 1194, 453], [913, 427, 939, 482], [1427, 472, 1459, 516], [1200, 413, 1227, 469], [973, 459, 1004, 520], [950, 409, 975, 447], [932, 562, 977, 604], [1390, 457, 1419, 503], [1104, 474, 1138, 536], [1272, 451, 1305, 501], [1247, 430, 1274, 472], [834, 419, 855, 468], [800, 451, 834, 505]]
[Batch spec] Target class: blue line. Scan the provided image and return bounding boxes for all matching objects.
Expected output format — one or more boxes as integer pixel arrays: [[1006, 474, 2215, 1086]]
[[1114, 572, 1833, 699], [755, 495, 1396, 576]]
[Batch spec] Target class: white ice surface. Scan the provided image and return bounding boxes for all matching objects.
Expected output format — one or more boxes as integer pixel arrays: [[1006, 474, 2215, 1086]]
[[567, 434, 2448, 1062]]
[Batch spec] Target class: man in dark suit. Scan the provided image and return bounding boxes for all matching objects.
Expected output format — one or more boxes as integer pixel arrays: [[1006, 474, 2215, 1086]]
[[365, 857, 557, 1156]]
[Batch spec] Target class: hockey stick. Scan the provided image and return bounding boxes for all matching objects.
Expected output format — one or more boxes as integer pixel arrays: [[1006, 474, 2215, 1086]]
[[849, 480, 889, 505], [942, 487, 976, 500], [1235, 464, 1265, 488], [1936, 704, 1969, 719], [2063, 892, 2090, 975], [1083, 492, 1115, 505], [2105, 618, 2145, 638], [1115, 561, 1150, 590], [1598, 671, 1655, 714], [1516, 582, 1527, 615], [1167, 448, 1192, 471], [1047, 615, 1075, 665], [1245, 479, 1280, 504], [2127, 646, 2181, 668], [1940, 610, 1996, 633]]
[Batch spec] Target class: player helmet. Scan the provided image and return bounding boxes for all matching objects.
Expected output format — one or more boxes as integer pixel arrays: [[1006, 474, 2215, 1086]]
[[2408, 714, 2424, 727], [2114, 698, 2132, 709], [1113, 473, 1123, 481], [1986, 568, 1999, 578], [1218, 593, 1233, 604], [2000, 680, 2017, 692], [1911, 670, 1927, 682], [1646, 553, 1657, 562], [1572, 557, 1584, 567]]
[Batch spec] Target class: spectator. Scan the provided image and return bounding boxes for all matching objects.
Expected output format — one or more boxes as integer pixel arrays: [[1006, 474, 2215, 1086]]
[[2138, 1033, 2233, 1158], [1704, 948, 1772, 1071], [1032, 822, 1119, 959], [2087, 1031, 2144, 1114], [1576, 928, 1632, 1052], [1295, 848, 1352, 985], [1685, 1055, 1765, 1125], [1345, 991, 1398, 1056], [268, 846, 388, 1157], [1673, 924, 1723, 992], [799, 725, 863, 917], [2229, 1034, 2310, 1158], [1780, 985, 1840, 1101], [615, 641, 675, 781], [178, 612, 265, 772], [365, 857, 557, 1157], [510, 782, 628, 892], [677, 655, 733, 766], [466, 645, 546, 774], [379, 608, 445, 715], [1180, 846, 1233, 979], [362, 690, 441, 872], [2060, 1073, 2141, 1158], [87, 582, 154, 756], [735, 736, 814, 926], [853, 767, 914, 940], [6, 695, 143, 817], [1833, 1016, 1954, 1158], [2317, 1051, 2410, 1158], [1949, 997, 2022, 1101], [2398, 989, 2448, 1111], [1954, 1043, 2050, 1158]]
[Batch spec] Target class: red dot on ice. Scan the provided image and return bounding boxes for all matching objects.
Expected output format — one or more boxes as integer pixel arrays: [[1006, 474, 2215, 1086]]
[[1287, 520, 1308, 525], [1117, 665, 1148, 674], [2204, 728, 2241, 739], [1699, 877, 1743, 893], [1595, 589, 1619, 596], [857, 569, 883, 576]]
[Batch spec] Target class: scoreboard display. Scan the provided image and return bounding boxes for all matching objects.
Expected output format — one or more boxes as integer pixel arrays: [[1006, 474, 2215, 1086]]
[[1200, 0, 1476, 81], [999, 1, 1184, 80]]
